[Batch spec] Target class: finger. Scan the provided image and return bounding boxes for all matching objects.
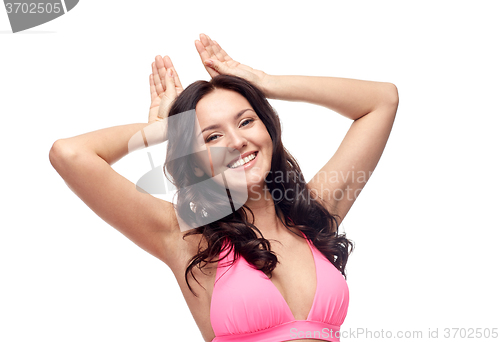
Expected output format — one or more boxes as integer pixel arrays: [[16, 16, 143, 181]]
[[152, 61, 164, 96], [195, 39, 219, 78], [155, 55, 167, 91], [199, 33, 211, 51], [172, 67, 184, 94], [205, 34, 225, 62], [210, 40, 226, 63], [200, 33, 216, 59], [195, 40, 212, 63], [162, 56, 183, 92], [149, 74, 157, 101], [213, 40, 233, 62], [205, 59, 231, 76], [163, 55, 173, 69], [159, 68, 176, 118], [164, 68, 177, 98]]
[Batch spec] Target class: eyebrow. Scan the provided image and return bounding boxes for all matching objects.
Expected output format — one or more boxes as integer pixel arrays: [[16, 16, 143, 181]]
[[198, 108, 254, 137]]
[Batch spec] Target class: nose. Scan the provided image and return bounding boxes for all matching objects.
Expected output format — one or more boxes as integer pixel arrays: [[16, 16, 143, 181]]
[[226, 129, 247, 152]]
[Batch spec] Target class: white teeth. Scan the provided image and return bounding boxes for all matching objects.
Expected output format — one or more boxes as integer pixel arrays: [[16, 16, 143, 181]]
[[229, 153, 256, 168]]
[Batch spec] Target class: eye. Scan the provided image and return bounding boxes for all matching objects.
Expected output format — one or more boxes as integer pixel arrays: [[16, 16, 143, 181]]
[[205, 119, 255, 143], [206, 134, 220, 143], [241, 119, 254, 127]]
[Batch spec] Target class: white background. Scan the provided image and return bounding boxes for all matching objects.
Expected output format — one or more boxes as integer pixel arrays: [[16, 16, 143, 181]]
[[1, 1, 499, 341]]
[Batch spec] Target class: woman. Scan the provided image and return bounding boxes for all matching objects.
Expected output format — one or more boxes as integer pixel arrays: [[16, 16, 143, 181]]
[[49, 34, 399, 342]]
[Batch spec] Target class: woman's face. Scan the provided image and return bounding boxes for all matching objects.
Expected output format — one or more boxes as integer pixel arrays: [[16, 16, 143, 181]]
[[191, 88, 273, 200]]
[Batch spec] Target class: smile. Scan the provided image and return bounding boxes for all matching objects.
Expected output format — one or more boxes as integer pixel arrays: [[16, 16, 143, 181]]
[[227, 152, 258, 169]]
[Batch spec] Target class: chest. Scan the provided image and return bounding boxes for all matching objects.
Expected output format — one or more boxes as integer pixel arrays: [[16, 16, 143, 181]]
[[210, 235, 328, 336], [170, 232, 347, 341], [260, 239, 319, 320]]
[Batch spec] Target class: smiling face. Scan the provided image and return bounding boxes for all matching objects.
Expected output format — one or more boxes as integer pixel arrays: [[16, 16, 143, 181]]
[[191, 88, 273, 199]]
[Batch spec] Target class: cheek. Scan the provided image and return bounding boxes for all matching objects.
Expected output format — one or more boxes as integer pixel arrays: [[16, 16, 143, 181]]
[[192, 149, 212, 176], [254, 123, 272, 145], [193, 147, 230, 177], [260, 131, 273, 155], [208, 146, 231, 172]]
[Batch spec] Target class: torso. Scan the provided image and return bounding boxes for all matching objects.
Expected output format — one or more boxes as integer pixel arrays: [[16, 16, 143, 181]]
[[164, 222, 324, 342]]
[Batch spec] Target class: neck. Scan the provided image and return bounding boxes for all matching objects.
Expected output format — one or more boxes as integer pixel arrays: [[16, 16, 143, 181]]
[[240, 184, 287, 237]]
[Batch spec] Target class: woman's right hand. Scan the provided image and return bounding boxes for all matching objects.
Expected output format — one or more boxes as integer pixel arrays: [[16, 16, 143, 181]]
[[149, 55, 183, 124], [195, 33, 270, 95]]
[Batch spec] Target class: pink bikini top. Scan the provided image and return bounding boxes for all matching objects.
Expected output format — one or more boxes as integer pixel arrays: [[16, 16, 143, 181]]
[[210, 231, 349, 342]]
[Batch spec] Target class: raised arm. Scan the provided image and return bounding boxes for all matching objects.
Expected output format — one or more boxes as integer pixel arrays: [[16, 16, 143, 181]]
[[266, 76, 398, 224], [277, 76, 398, 218], [49, 55, 184, 265], [196, 34, 399, 224]]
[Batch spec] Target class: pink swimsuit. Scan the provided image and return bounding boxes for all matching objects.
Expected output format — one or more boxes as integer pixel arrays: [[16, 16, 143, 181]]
[[210, 231, 349, 342]]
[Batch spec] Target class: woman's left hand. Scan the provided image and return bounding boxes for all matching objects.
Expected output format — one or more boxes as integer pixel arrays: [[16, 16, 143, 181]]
[[195, 33, 270, 95], [148, 55, 183, 123]]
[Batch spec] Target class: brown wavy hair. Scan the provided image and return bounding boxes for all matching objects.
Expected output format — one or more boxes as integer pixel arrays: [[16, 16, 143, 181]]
[[164, 75, 354, 296]]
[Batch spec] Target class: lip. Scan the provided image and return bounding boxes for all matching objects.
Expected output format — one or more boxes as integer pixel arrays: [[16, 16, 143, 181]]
[[226, 151, 258, 168], [227, 151, 258, 170]]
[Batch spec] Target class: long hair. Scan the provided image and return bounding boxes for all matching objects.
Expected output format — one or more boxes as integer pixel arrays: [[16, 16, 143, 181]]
[[164, 75, 354, 297]]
